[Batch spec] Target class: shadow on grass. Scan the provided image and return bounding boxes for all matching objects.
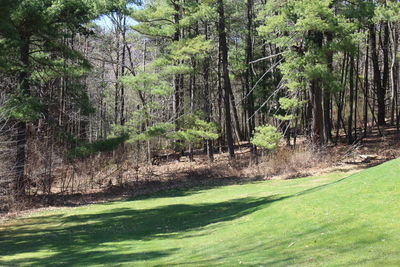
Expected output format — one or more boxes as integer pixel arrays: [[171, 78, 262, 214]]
[[0, 173, 356, 266], [130, 175, 265, 201], [0, 195, 282, 266], [18, 175, 266, 210], [0, 250, 177, 267]]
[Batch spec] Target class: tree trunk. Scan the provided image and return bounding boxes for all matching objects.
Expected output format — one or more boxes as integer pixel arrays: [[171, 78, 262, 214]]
[[172, 0, 182, 127], [324, 32, 334, 143], [120, 16, 127, 126], [203, 22, 214, 162], [347, 55, 355, 144], [370, 23, 385, 125], [229, 86, 243, 141], [364, 43, 369, 137], [309, 31, 324, 145], [354, 50, 360, 139], [382, 22, 390, 124], [217, 0, 235, 158], [246, 0, 257, 156], [217, 46, 224, 153], [389, 22, 398, 127], [15, 35, 30, 196], [310, 79, 324, 145]]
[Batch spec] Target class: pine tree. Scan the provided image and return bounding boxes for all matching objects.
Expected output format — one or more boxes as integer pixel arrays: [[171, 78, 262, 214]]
[[259, 0, 360, 146], [0, 0, 112, 195]]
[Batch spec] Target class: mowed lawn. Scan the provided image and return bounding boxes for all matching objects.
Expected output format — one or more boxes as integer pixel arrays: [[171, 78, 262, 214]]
[[1, 159, 400, 266]]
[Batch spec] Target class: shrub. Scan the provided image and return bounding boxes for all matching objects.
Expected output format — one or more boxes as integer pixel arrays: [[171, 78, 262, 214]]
[[250, 125, 282, 151], [67, 134, 129, 159]]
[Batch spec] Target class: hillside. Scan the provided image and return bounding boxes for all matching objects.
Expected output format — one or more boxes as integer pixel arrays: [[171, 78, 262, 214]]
[[1, 159, 400, 266]]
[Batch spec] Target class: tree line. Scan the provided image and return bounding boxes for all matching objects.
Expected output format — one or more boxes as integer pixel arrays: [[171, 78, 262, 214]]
[[1, 0, 399, 200]]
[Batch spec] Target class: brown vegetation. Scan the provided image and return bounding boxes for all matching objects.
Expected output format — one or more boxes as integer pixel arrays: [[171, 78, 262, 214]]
[[2, 125, 399, 219]]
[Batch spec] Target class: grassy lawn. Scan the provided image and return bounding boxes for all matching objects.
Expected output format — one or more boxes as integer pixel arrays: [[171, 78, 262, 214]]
[[1, 158, 400, 266]]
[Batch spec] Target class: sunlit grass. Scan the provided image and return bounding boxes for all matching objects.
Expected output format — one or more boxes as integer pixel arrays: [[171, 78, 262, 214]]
[[1, 158, 400, 266]]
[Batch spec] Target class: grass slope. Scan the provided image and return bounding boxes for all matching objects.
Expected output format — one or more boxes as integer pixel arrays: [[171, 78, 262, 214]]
[[1, 159, 400, 266]]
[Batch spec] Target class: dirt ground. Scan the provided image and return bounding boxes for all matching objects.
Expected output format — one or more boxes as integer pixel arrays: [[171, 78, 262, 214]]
[[2, 125, 400, 220]]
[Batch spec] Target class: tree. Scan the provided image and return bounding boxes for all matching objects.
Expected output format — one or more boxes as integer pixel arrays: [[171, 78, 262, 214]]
[[217, 0, 235, 158], [259, 0, 360, 146], [0, 0, 112, 195], [250, 125, 282, 156]]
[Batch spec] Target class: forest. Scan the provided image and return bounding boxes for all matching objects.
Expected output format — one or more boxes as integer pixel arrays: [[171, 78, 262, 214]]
[[3, 0, 400, 266], [1, 0, 400, 216]]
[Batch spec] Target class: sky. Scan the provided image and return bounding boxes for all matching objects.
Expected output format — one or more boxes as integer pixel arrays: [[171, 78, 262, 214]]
[[94, 15, 137, 31], [94, 3, 139, 31]]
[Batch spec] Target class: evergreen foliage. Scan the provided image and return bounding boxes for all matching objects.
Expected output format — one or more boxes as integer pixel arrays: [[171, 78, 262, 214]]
[[167, 113, 219, 146], [250, 125, 282, 151], [1, 0, 400, 207], [67, 134, 129, 159]]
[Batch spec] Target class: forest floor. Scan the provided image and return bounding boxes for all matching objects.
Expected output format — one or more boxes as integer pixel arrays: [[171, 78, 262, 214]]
[[2, 124, 400, 218], [1, 158, 400, 266]]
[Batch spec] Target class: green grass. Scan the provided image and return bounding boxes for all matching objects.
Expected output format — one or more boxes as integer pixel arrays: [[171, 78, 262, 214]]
[[1, 159, 400, 266]]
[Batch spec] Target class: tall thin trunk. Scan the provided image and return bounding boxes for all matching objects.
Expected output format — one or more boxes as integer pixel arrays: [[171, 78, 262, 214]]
[[172, 0, 181, 127], [245, 1, 255, 132], [348, 55, 355, 144], [217, 0, 235, 158], [370, 23, 385, 125], [203, 22, 214, 162], [114, 30, 120, 125], [15, 35, 30, 196], [217, 47, 224, 153], [382, 22, 390, 124], [309, 31, 324, 145], [246, 0, 256, 156], [389, 22, 398, 126], [188, 56, 196, 162], [364, 42, 369, 137], [229, 87, 243, 141], [324, 32, 334, 143], [336, 53, 348, 142], [120, 16, 127, 126], [354, 50, 360, 139]]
